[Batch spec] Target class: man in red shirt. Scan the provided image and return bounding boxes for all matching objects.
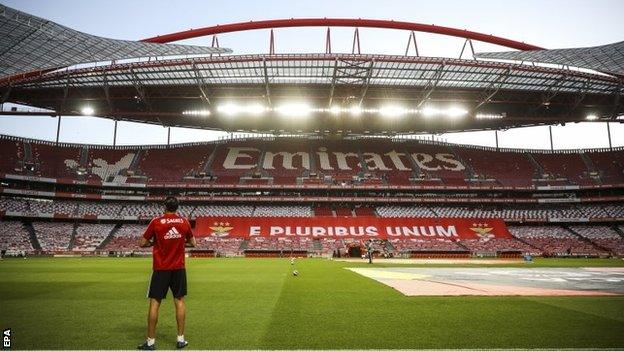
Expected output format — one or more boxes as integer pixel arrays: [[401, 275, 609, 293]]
[[137, 197, 196, 350]]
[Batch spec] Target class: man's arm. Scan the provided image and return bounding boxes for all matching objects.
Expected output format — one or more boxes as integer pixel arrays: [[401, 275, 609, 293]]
[[139, 237, 153, 248], [185, 236, 197, 248], [185, 220, 196, 247], [140, 219, 156, 247]]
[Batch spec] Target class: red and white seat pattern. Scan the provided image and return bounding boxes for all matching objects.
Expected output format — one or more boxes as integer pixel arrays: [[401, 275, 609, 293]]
[[569, 225, 624, 256], [0, 219, 33, 251], [246, 237, 314, 251], [455, 148, 536, 187], [138, 145, 213, 182], [196, 236, 244, 255], [218, 238, 245, 254], [30, 143, 81, 179], [72, 223, 114, 251], [533, 153, 593, 185], [76, 202, 124, 217], [0, 139, 23, 174], [390, 239, 464, 252], [375, 203, 624, 221], [376, 205, 437, 217], [579, 204, 610, 218], [192, 205, 254, 217], [103, 224, 149, 252], [2, 198, 624, 221], [33, 222, 73, 251], [2, 136, 623, 186], [603, 204, 624, 218], [587, 150, 624, 183], [28, 199, 76, 215], [0, 197, 29, 212], [318, 238, 346, 254], [86, 149, 135, 182], [119, 203, 162, 218], [460, 238, 538, 254], [252, 205, 312, 217], [508, 225, 606, 256]]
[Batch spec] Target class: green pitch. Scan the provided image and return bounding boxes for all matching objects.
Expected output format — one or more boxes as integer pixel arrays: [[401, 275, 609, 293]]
[[1, 257, 624, 349]]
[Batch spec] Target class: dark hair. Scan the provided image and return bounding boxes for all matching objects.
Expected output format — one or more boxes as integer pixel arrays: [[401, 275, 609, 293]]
[[164, 196, 179, 213]]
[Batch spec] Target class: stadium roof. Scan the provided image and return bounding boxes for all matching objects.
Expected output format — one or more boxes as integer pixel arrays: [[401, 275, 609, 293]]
[[476, 41, 624, 78], [0, 8, 622, 134], [0, 4, 230, 79]]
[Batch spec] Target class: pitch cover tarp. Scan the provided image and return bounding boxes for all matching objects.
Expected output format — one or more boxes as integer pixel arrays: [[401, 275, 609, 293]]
[[195, 217, 511, 240]]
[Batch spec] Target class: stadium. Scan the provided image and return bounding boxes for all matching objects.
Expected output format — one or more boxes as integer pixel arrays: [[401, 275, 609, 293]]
[[1, 1, 624, 350]]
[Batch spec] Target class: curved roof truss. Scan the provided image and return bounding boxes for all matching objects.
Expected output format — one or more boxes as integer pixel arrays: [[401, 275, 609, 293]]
[[142, 18, 543, 51], [0, 4, 231, 81]]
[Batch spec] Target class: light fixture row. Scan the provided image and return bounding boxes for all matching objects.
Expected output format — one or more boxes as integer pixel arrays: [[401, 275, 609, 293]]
[[80, 105, 600, 122], [186, 103, 476, 120]]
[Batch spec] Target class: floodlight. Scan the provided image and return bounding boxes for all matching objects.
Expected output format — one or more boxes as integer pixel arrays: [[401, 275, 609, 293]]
[[217, 104, 241, 116], [476, 113, 505, 120], [446, 106, 468, 118], [276, 103, 312, 117], [349, 106, 363, 116], [586, 114, 598, 120], [421, 107, 439, 117], [247, 103, 266, 116], [182, 110, 211, 116], [329, 106, 342, 115], [379, 105, 407, 118], [81, 106, 94, 115]]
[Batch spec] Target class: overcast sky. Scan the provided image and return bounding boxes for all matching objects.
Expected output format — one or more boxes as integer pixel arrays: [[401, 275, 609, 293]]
[[1, 0, 623, 149]]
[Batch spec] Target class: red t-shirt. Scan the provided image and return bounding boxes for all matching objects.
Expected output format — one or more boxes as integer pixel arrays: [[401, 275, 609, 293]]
[[143, 213, 193, 270]]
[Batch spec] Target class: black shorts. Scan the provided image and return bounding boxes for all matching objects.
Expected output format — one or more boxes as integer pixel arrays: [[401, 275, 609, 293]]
[[147, 269, 187, 299]]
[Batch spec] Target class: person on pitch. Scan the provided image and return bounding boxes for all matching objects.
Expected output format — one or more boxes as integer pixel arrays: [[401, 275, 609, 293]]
[[137, 196, 196, 350]]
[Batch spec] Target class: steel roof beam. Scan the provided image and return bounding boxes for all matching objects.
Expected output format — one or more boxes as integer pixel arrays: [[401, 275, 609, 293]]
[[609, 82, 623, 119], [473, 66, 512, 111], [142, 18, 542, 51], [358, 60, 375, 105], [191, 62, 211, 105], [327, 59, 338, 107], [129, 68, 151, 111], [59, 76, 70, 114], [0, 85, 11, 104], [0, 4, 231, 82], [566, 78, 590, 117], [416, 62, 445, 109], [102, 69, 114, 113], [262, 58, 271, 106], [528, 72, 570, 115]]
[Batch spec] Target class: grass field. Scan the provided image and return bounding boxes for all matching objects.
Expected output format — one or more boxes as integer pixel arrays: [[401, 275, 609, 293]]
[[1, 257, 624, 350]]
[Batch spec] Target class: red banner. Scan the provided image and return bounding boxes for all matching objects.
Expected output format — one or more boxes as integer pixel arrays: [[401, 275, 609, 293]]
[[195, 217, 512, 240]]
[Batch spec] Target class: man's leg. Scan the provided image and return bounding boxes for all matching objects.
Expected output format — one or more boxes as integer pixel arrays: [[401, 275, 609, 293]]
[[147, 298, 161, 339], [174, 297, 185, 336], [171, 269, 188, 348], [139, 270, 169, 349]]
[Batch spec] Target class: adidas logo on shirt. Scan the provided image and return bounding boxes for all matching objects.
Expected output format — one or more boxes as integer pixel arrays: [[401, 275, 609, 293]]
[[163, 227, 182, 240]]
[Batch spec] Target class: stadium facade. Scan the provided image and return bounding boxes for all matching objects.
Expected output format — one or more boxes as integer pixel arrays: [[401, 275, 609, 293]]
[[0, 4, 623, 259]]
